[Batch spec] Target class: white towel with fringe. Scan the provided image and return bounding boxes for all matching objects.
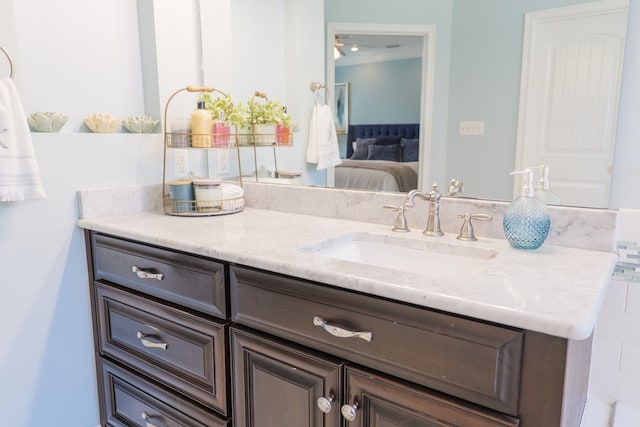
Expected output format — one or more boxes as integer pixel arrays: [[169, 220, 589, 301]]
[[0, 77, 46, 201], [306, 104, 342, 170]]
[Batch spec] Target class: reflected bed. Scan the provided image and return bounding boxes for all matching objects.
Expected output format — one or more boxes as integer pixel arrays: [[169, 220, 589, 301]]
[[335, 123, 420, 192]]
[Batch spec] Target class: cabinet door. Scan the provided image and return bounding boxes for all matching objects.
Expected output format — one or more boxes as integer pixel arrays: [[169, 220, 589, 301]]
[[343, 367, 518, 427], [231, 328, 341, 427]]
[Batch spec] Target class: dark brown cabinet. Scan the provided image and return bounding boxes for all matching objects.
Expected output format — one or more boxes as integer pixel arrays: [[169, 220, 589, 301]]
[[230, 327, 518, 427], [86, 232, 230, 426], [230, 265, 592, 427], [229, 265, 523, 415], [85, 231, 593, 427]]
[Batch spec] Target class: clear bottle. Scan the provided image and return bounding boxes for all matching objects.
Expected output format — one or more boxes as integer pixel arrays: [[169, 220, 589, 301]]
[[503, 168, 551, 250], [191, 100, 212, 148]]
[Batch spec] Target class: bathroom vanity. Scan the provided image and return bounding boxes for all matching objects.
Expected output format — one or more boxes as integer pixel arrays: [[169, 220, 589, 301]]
[[79, 185, 617, 427]]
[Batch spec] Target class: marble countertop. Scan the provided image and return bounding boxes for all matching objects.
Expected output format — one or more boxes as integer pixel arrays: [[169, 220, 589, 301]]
[[77, 206, 617, 341]]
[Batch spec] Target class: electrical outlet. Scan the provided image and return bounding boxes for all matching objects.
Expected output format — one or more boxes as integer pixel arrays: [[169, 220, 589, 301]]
[[174, 149, 189, 176], [459, 120, 485, 136], [217, 149, 230, 173]]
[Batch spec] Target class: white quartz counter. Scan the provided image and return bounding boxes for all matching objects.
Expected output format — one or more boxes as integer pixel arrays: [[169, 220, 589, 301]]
[[77, 206, 617, 341]]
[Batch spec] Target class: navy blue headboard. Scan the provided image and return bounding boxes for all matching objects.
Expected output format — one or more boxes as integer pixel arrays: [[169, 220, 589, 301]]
[[346, 124, 420, 159]]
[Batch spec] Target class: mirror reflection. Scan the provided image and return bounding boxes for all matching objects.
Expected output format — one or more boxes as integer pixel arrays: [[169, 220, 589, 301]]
[[334, 33, 424, 193], [146, 0, 629, 209]]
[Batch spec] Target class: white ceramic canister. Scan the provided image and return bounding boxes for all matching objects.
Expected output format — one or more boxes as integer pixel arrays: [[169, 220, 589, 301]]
[[192, 178, 223, 212]]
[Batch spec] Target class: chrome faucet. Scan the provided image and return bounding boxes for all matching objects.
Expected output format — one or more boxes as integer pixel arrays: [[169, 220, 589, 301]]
[[404, 183, 443, 237]]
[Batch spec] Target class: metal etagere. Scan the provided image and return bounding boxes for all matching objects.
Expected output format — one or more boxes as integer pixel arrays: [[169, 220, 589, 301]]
[[162, 86, 245, 217], [161, 86, 294, 216]]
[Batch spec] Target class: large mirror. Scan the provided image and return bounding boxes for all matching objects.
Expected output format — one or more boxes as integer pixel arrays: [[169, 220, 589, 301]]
[[142, 0, 629, 209], [325, 0, 629, 209]]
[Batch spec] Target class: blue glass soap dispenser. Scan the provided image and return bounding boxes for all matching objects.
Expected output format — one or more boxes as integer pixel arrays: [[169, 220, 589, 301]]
[[503, 168, 551, 250]]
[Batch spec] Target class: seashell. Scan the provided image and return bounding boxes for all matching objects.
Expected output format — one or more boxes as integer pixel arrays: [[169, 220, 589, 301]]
[[27, 112, 69, 132], [122, 115, 159, 133], [84, 113, 121, 133]]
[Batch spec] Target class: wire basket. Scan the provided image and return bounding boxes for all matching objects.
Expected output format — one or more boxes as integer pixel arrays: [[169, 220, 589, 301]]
[[162, 86, 245, 217], [163, 194, 244, 216]]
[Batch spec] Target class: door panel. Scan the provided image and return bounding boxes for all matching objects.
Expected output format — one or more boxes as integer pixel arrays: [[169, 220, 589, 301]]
[[516, 1, 628, 207], [231, 328, 341, 427]]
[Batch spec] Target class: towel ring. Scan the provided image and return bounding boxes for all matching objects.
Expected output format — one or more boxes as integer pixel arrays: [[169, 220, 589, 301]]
[[1, 46, 14, 79]]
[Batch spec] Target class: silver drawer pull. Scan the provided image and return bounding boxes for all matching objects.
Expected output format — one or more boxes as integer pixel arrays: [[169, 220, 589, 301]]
[[313, 316, 372, 342], [141, 412, 159, 427], [137, 332, 168, 350], [132, 265, 164, 281]]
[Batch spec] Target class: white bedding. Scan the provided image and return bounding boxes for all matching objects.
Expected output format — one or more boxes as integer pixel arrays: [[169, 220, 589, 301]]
[[334, 160, 419, 192]]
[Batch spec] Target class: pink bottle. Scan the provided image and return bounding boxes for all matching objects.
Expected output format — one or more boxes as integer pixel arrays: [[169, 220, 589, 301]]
[[212, 111, 230, 147]]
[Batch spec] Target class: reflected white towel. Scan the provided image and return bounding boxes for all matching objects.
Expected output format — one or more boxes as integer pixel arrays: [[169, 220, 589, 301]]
[[0, 78, 46, 201], [306, 104, 342, 170]]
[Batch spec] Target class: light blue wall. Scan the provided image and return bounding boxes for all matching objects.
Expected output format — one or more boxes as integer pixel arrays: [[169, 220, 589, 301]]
[[0, 135, 162, 427], [336, 58, 422, 125], [1, 1, 150, 425]]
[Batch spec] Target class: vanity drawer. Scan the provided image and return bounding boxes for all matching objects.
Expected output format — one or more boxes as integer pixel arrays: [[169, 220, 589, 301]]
[[96, 282, 228, 414], [230, 266, 523, 416], [99, 358, 228, 427], [91, 233, 227, 318]]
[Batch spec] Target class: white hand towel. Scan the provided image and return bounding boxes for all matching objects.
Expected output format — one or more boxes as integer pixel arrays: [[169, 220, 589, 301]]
[[0, 77, 46, 201], [306, 104, 342, 170]]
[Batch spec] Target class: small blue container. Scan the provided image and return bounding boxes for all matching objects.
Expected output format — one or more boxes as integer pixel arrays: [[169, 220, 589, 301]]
[[168, 180, 194, 213]]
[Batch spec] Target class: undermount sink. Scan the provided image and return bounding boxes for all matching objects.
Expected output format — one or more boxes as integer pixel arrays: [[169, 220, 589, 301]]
[[299, 232, 499, 280]]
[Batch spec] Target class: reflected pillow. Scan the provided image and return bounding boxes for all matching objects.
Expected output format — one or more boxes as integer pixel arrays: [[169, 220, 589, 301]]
[[351, 137, 376, 160], [401, 138, 419, 162], [375, 135, 403, 146], [367, 144, 401, 162]]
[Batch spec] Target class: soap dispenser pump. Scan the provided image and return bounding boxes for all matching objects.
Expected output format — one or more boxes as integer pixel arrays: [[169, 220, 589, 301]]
[[503, 168, 551, 250], [532, 164, 561, 205]]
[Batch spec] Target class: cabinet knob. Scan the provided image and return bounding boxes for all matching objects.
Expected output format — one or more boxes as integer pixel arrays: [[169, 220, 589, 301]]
[[141, 412, 159, 427], [340, 402, 359, 422], [316, 394, 334, 414]]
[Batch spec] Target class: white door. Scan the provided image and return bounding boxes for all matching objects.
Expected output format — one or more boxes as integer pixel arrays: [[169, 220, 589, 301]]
[[514, 1, 628, 208]]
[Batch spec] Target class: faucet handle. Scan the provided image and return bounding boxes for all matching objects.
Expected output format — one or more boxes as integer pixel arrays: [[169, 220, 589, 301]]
[[457, 213, 492, 241], [384, 204, 411, 233], [447, 178, 464, 196]]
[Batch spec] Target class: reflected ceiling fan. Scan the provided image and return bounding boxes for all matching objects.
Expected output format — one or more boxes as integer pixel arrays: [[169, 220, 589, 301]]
[[334, 35, 375, 58]]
